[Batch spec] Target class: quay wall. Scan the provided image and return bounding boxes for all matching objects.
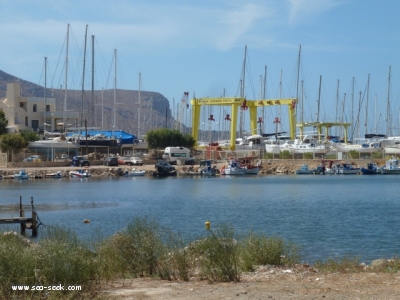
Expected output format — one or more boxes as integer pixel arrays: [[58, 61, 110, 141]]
[[0, 159, 386, 178]]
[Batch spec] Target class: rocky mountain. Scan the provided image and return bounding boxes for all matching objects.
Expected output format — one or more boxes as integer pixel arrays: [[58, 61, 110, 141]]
[[0, 70, 175, 135]]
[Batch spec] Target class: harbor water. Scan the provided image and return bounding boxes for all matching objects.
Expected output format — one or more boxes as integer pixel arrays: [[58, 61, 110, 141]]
[[1, 174, 399, 264]]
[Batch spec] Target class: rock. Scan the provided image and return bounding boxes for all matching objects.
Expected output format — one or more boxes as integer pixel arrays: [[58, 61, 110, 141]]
[[370, 258, 388, 269]]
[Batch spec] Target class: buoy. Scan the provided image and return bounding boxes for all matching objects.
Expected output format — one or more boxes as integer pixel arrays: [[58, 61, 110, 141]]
[[205, 220, 210, 230], [83, 219, 90, 224]]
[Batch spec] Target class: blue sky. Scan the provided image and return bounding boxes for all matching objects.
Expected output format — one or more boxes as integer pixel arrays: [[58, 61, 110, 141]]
[[1, 0, 400, 137]]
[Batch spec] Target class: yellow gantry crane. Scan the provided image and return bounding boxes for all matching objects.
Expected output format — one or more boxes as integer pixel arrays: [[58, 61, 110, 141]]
[[191, 97, 298, 150]]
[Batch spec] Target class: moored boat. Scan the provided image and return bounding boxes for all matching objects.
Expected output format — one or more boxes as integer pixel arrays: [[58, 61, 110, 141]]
[[70, 169, 91, 178], [14, 169, 29, 180], [45, 171, 63, 178], [238, 157, 261, 174], [361, 162, 380, 175], [198, 160, 218, 176], [336, 162, 361, 175], [296, 164, 316, 175], [220, 159, 246, 175], [380, 156, 400, 174], [121, 168, 146, 177]]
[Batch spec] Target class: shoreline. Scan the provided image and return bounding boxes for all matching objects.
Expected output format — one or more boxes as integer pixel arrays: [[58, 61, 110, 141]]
[[0, 158, 384, 178]]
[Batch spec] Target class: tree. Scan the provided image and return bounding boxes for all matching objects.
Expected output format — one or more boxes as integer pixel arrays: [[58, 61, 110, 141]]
[[146, 128, 196, 149], [0, 133, 27, 162], [20, 129, 40, 142], [0, 109, 8, 135]]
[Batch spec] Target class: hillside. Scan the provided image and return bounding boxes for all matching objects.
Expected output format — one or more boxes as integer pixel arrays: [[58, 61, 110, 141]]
[[0, 70, 174, 134]]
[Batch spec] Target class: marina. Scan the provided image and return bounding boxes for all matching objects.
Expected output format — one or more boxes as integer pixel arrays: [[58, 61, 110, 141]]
[[1, 174, 400, 264]]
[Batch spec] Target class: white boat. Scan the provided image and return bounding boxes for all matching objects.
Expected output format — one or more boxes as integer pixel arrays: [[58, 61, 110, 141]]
[[220, 159, 246, 175], [333, 139, 382, 153], [264, 135, 293, 154], [283, 134, 330, 155], [383, 144, 400, 155], [45, 171, 63, 178], [70, 169, 91, 178], [121, 168, 146, 177], [14, 169, 29, 179], [238, 156, 261, 174], [380, 156, 400, 174]]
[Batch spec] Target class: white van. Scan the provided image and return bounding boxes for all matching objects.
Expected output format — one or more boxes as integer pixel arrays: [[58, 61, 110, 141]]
[[162, 147, 191, 165]]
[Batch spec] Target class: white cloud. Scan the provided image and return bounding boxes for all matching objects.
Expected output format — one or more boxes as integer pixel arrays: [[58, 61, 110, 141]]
[[287, 0, 344, 24]]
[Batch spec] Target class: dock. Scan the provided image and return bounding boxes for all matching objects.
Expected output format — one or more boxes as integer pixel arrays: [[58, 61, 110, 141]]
[[0, 196, 39, 237]]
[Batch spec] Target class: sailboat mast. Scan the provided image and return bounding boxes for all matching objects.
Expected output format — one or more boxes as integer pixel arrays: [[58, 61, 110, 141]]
[[365, 74, 370, 135], [101, 87, 104, 130], [386, 66, 391, 137], [239, 45, 247, 138], [263, 65, 267, 134], [44, 56, 47, 130], [91, 35, 95, 128], [64, 24, 69, 133], [351, 77, 355, 141], [317, 75, 322, 123], [81, 24, 88, 128], [335, 79, 340, 137], [296, 45, 301, 101], [301, 80, 304, 124], [113, 49, 117, 130], [279, 69, 282, 132], [138, 72, 141, 137], [374, 94, 377, 134]]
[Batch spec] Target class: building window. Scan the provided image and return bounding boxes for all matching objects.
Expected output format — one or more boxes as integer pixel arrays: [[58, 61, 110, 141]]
[[33, 104, 37, 112], [46, 105, 50, 112]]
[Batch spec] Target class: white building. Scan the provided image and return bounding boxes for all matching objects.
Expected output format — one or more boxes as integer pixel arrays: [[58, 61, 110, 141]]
[[0, 82, 78, 133]]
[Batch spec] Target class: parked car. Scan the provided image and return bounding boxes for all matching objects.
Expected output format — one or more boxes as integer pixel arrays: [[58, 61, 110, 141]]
[[72, 156, 90, 167], [184, 158, 195, 165], [103, 156, 118, 166], [59, 154, 69, 160], [118, 156, 134, 165], [155, 161, 175, 172], [23, 155, 42, 162], [130, 156, 143, 166]]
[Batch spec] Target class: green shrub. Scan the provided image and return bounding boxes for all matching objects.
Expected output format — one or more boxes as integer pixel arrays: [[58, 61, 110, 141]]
[[264, 152, 274, 159], [280, 150, 292, 159], [115, 217, 170, 279], [0, 232, 36, 298], [303, 152, 314, 159], [239, 233, 301, 271], [34, 226, 99, 289], [193, 224, 240, 282], [348, 150, 359, 159]]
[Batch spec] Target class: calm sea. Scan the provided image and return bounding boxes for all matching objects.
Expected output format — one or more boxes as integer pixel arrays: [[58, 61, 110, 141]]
[[1, 174, 399, 264]]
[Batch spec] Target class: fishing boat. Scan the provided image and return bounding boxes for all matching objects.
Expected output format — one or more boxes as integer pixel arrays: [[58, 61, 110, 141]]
[[13, 169, 29, 180], [336, 163, 361, 175], [295, 164, 316, 175], [238, 157, 261, 174], [380, 156, 400, 174], [220, 159, 246, 175], [121, 168, 146, 177], [70, 169, 91, 178], [198, 160, 218, 176], [45, 171, 63, 178], [361, 162, 380, 175]]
